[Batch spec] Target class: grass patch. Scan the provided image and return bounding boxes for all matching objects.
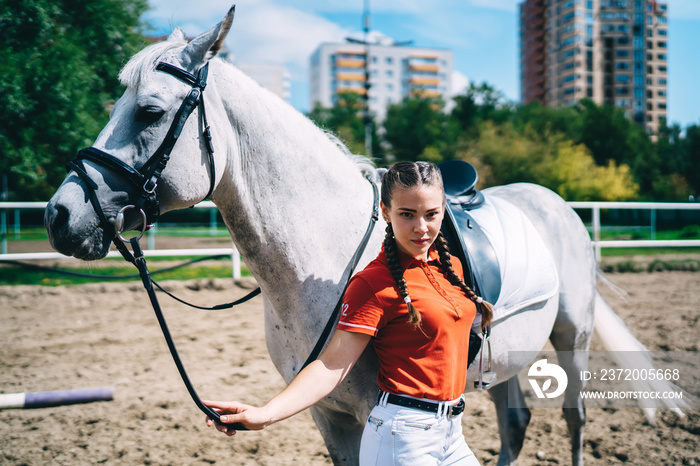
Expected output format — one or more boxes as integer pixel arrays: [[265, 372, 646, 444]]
[[600, 258, 700, 273], [600, 247, 700, 257]]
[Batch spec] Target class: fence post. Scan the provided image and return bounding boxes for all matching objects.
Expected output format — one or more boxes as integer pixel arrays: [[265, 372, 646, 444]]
[[650, 208, 656, 240], [1, 209, 6, 255], [147, 223, 156, 250], [210, 208, 217, 236], [593, 204, 601, 263], [14, 210, 20, 240], [231, 241, 241, 280]]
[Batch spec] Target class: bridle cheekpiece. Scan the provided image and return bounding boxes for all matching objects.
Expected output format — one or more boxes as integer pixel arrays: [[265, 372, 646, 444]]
[[67, 61, 215, 245]]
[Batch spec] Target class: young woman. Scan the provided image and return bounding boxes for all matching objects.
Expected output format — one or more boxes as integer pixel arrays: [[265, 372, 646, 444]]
[[204, 161, 493, 465]]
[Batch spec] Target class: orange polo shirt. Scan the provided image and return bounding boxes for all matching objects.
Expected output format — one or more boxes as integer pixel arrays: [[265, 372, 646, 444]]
[[337, 246, 476, 401]]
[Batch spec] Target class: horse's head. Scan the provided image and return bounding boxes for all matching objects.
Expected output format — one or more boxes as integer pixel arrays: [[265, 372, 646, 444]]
[[44, 6, 235, 260]]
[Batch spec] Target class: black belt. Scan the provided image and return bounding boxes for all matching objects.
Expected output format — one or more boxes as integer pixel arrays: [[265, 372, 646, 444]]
[[380, 393, 465, 418]]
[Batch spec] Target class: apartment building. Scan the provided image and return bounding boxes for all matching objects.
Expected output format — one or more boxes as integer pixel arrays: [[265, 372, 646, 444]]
[[519, 0, 668, 136], [310, 41, 453, 121]]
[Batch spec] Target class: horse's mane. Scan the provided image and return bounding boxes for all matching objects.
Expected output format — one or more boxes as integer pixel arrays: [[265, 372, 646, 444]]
[[118, 39, 187, 88], [323, 132, 377, 181], [117, 37, 377, 180]]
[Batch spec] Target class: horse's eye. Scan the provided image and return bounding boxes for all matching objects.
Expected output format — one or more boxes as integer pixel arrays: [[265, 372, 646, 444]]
[[135, 106, 165, 124]]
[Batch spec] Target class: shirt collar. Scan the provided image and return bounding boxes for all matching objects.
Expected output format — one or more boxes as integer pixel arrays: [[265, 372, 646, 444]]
[[379, 244, 440, 270]]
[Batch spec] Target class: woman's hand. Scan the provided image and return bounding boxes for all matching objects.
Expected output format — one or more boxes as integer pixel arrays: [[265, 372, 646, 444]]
[[203, 400, 272, 435], [202, 330, 371, 437]]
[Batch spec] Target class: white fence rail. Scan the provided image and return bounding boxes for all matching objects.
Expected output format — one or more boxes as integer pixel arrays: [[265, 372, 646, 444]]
[[2, 201, 699, 270], [0, 201, 242, 279], [569, 201, 700, 262]]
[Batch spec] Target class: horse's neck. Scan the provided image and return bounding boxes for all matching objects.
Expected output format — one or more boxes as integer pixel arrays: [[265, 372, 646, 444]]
[[211, 63, 377, 313]]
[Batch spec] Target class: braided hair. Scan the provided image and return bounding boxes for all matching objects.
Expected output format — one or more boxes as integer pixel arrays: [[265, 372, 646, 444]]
[[381, 161, 493, 331]]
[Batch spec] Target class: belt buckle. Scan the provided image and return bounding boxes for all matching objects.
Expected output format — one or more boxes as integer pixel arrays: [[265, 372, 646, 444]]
[[447, 399, 465, 419]]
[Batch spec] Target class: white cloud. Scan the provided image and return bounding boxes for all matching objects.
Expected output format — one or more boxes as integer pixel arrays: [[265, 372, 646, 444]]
[[145, 1, 351, 81]]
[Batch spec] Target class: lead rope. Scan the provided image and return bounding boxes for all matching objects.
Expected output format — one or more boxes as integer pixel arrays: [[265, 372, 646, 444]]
[[115, 176, 379, 428], [299, 178, 380, 372], [121, 237, 248, 430]]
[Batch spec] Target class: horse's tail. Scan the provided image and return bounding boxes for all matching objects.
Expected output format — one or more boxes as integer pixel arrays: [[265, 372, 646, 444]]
[[594, 291, 690, 424]]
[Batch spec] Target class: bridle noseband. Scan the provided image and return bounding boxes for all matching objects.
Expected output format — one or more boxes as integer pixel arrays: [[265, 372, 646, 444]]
[[67, 61, 216, 244]]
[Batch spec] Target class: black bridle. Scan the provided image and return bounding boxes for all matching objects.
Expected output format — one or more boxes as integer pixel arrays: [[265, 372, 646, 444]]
[[66, 60, 381, 431], [68, 62, 215, 245]]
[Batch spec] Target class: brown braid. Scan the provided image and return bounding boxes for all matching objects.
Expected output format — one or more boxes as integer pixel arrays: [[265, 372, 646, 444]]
[[434, 232, 494, 330], [383, 223, 422, 328]]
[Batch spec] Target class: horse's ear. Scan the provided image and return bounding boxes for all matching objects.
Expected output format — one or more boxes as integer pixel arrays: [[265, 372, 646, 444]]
[[182, 5, 235, 66], [167, 27, 187, 42]]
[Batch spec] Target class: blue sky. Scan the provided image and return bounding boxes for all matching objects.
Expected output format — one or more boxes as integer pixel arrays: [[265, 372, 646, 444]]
[[144, 0, 700, 128]]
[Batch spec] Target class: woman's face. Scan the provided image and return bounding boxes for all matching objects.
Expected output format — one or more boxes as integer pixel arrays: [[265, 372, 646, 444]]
[[381, 184, 445, 260]]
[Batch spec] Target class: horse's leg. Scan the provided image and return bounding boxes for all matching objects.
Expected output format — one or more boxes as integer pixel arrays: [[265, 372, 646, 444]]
[[488, 376, 531, 466], [309, 406, 364, 466], [550, 298, 595, 466]]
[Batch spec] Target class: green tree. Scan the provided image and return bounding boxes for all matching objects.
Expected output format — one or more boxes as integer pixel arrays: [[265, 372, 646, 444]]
[[0, 0, 148, 200], [574, 99, 658, 195], [451, 82, 513, 135], [684, 124, 700, 197], [383, 97, 453, 162], [461, 121, 638, 201], [307, 91, 382, 159]]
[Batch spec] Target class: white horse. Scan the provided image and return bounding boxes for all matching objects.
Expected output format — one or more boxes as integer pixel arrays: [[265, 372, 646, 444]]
[[43, 7, 683, 465]]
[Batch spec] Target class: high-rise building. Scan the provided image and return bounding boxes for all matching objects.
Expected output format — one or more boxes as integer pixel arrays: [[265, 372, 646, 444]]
[[519, 0, 668, 136], [310, 41, 453, 121]]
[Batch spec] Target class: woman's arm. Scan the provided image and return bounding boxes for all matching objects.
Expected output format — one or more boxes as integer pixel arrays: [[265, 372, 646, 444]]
[[204, 329, 372, 435]]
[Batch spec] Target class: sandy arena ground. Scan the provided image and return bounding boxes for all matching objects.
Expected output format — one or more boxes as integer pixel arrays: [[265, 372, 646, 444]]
[[0, 260, 698, 465]]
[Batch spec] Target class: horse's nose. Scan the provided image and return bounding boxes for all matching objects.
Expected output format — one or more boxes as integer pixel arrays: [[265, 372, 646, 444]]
[[44, 201, 70, 247]]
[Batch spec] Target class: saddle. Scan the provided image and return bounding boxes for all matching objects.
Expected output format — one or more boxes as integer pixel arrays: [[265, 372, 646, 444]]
[[438, 160, 502, 367]]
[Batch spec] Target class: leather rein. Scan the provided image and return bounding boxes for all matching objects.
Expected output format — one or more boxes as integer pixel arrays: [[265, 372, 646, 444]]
[[66, 60, 381, 430]]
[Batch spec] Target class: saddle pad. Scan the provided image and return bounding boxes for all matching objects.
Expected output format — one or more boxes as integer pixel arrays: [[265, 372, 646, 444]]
[[469, 195, 559, 327]]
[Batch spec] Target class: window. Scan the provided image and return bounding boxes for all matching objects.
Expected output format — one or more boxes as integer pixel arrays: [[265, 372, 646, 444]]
[[385, 57, 393, 64], [658, 65, 667, 72], [659, 78, 667, 85], [658, 29, 667, 36], [616, 74, 630, 83], [657, 41, 667, 48], [658, 102, 667, 109], [616, 50, 630, 57], [658, 90, 667, 97], [386, 70, 393, 77], [616, 62, 630, 69], [657, 53, 667, 60]]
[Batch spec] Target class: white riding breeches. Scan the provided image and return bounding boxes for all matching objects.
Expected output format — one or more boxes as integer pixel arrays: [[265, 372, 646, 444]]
[[359, 395, 481, 466]]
